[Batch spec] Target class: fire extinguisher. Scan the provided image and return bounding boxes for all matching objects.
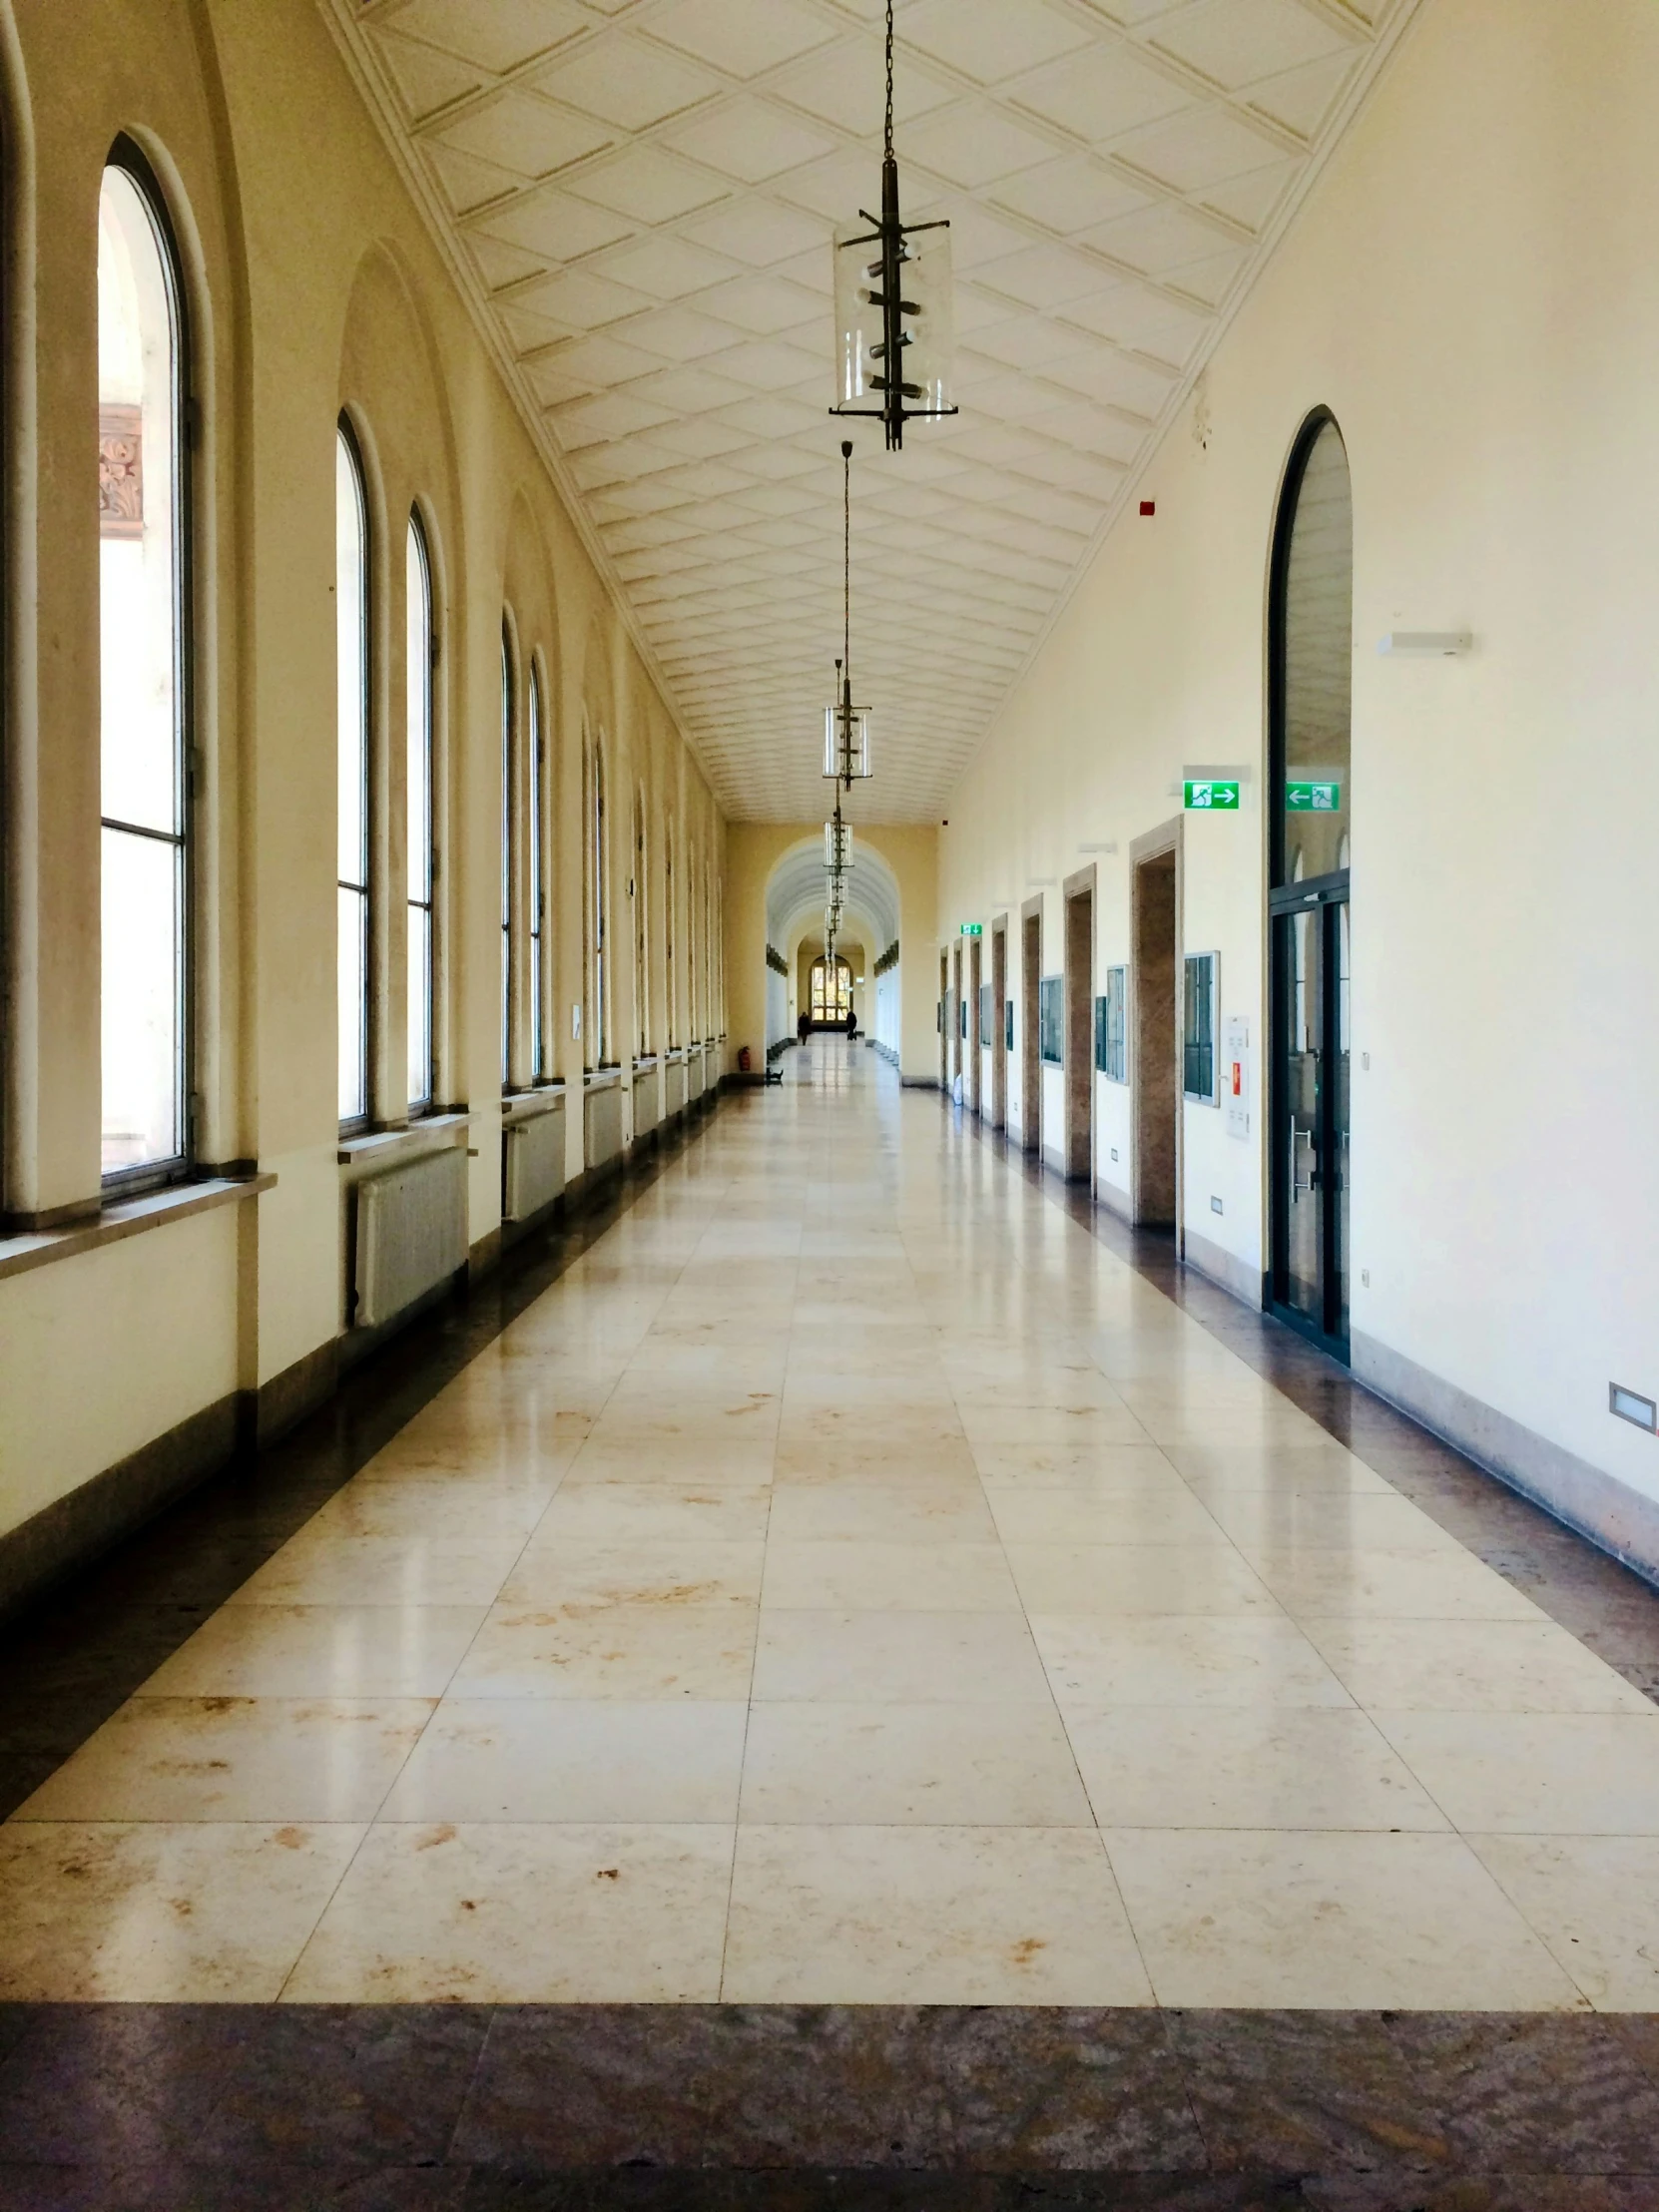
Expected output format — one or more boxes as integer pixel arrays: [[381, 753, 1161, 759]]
[[738, 1045, 752, 1074]]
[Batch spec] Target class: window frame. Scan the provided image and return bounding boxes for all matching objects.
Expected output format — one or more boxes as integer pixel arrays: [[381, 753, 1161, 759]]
[[1269, 405, 1352, 898], [1183, 950, 1220, 1105], [405, 507, 435, 1116], [500, 620, 516, 1094], [335, 415, 372, 1136], [1096, 963, 1128, 1083], [528, 655, 547, 1083], [98, 139, 198, 1195], [1038, 974, 1063, 1066], [587, 731, 610, 1068]]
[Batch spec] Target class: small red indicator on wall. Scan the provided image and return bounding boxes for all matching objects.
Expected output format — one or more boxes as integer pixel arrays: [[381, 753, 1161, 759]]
[[1140, 500, 1156, 516]]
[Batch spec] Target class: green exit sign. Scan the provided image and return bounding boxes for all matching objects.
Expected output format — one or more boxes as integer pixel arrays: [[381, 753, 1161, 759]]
[[960, 921, 982, 936], [1184, 780, 1241, 811], [1286, 780, 1342, 813]]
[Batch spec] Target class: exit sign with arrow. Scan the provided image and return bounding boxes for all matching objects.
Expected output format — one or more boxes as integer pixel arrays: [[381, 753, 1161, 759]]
[[1184, 780, 1241, 811], [1285, 781, 1342, 812]]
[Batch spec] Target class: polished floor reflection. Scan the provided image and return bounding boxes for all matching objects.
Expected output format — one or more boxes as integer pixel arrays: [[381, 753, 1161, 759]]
[[4, 1037, 1659, 2009]]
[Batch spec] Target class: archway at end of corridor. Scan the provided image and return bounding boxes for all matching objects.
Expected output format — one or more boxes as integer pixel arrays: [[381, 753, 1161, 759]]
[[763, 835, 902, 1072]]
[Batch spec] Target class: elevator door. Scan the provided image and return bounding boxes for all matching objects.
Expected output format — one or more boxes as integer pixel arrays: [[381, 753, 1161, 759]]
[[1271, 884, 1350, 1351]]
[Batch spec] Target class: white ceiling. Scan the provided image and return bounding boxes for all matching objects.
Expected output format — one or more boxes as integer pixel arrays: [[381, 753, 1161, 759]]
[[330, 0, 1416, 824]]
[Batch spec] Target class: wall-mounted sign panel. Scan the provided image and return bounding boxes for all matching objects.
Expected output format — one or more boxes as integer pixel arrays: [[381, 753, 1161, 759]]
[[1286, 781, 1342, 813], [1225, 1014, 1250, 1141], [1184, 780, 1241, 811], [960, 921, 982, 936]]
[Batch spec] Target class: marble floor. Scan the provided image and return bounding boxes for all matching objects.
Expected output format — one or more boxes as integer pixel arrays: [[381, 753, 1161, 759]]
[[4, 1039, 1659, 2016]]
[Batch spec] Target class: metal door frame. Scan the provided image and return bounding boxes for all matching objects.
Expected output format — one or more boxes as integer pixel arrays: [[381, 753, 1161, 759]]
[[1268, 867, 1350, 1360]]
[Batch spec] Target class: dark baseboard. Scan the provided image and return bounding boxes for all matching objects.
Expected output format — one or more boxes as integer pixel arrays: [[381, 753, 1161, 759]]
[[254, 1338, 339, 1450], [467, 1225, 503, 1282], [0, 1392, 240, 1628]]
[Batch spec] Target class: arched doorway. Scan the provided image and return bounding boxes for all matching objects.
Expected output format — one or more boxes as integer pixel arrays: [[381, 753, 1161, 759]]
[[1269, 412, 1353, 1357]]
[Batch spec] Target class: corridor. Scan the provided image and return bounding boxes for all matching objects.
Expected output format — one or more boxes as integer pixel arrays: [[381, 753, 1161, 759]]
[[4, 1044, 1657, 2018]]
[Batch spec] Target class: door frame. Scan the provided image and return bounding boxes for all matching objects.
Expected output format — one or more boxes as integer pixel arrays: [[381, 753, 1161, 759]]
[[968, 934, 983, 1117], [1062, 864, 1096, 1183], [990, 918, 1008, 1131], [1268, 870, 1351, 1360], [1129, 819, 1183, 1245], [1019, 895, 1043, 1155]]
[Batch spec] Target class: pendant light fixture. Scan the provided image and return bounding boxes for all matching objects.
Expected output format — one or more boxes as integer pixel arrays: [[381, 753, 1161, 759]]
[[824, 439, 872, 788], [830, 0, 957, 452]]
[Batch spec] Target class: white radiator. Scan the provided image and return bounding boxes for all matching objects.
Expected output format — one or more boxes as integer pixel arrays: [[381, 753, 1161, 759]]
[[665, 1058, 687, 1116], [503, 1100, 565, 1223], [585, 1080, 623, 1172], [633, 1066, 659, 1140], [688, 1045, 706, 1099], [353, 1145, 467, 1329]]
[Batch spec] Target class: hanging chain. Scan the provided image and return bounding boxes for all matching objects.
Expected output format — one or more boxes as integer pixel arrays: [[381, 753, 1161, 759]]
[[884, 0, 894, 161], [842, 440, 851, 687]]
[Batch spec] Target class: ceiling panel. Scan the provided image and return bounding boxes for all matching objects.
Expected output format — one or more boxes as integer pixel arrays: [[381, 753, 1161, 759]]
[[331, 0, 1417, 823]]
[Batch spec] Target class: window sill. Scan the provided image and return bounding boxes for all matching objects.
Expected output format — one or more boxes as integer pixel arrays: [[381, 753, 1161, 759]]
[[337, 1114, 470, 1169], [632, 1055, 659, 1074], [665, 1048, 687, 1064], [0, 1174, 276, 1287], [502, 1087, 565, 1126], [584, 1068, 622, 1093]]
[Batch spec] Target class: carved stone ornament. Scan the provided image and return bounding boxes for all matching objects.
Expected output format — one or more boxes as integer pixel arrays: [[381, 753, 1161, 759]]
[[99, 403, 143, 540]]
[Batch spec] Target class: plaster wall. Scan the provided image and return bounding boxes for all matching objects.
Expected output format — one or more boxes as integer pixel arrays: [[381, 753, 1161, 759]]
[[939, 0, 1659, 1526]]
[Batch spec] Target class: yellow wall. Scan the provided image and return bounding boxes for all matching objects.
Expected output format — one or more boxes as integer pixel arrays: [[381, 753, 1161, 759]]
[[725, 824, 936, 1081], [0, 0, 723, 1544], [939, 0, 1659, 1518]]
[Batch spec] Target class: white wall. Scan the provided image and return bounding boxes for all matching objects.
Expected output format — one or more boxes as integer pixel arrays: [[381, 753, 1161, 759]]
[[939, 0, 1659, 1546]]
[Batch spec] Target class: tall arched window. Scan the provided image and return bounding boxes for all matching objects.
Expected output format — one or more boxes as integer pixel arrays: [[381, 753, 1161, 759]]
[[633, 789, 648, 1056], [406, 512, 434, 1113], [99, 151, 192, 1183], [588, 736, 608, 1065], [529, 659, 546, 1081], [664, 820, 677, 1048], [500, 622, 516, 1091], [335, 422, 371, 1129], [688, 841, 700, 1039], [1269, 411, 1354, 1354]]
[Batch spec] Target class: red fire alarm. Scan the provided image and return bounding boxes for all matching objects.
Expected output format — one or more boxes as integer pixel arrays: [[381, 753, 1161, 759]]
[[1139, 500, 1156, 516]]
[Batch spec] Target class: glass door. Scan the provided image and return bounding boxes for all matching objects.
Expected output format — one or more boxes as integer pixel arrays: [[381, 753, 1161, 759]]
[[1271, 885, 1349, 1352]]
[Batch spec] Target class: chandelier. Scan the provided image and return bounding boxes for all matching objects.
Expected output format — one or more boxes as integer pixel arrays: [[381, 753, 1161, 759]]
[[824, 439, 871, 789], [830, 0, 957, 452]]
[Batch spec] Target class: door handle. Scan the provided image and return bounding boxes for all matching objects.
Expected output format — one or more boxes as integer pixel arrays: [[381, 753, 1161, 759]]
[[1292, 1125, 1318, 1196]]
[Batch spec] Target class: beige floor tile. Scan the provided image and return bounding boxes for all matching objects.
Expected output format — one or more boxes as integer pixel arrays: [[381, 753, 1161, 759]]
[[773, 1434, 981, 1485], [563, 1436, 777, 1486], [1066, 1706, 1448, 1830], [958, 1406, 1152, 1450], [1201, 1491, 1465, 1554], [754, 1611, 1051, 1704], [143, 1604, 487, 1698], [234, 1533, 525, 1609], [1032, 1613, 1354, 1709], [1304, 1618, 1654, 1713], [970, 1443, 1182, 1488], [987, 1487, 1227, 1547], [283, 1822, 733, 2002], [1004, 1543, 1277, 1617], [498, 1539, 765, 1609], [1469, 1834, 1659, 2009], [377, 1699, 748, 1822], [1166, 1444, 1394, 1494], [534, 1483, 772, 1544], [1104, 1828, 1586, 2009], [448, 1601, 757, 1700], [761, 1540, 1020, 1613], [1374, 1710, 1659, 1833], [1255, 1548, 1547, 1623], [17, 1698, 432, 1823], [301, 1481, 557, 1542], [739, 1702, 1093, 1826], [0, 1822, 366, 2001], [722, 1825, 1153, 2004], [765, 1483, 996, 1544], [779, 1405, 968, 1451]]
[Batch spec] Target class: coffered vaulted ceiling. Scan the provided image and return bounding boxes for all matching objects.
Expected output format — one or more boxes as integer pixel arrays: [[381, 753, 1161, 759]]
[[330, 0, 1416, 823]]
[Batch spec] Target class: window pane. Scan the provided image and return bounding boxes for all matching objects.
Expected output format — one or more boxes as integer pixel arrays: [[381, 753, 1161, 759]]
[[99, 168, 179, 841], [338, 884, 367, 1123], [101, 827, 182, 1174], [336, 435, 367, 890], [1278, 421, 1353, 887], [529, 669, 544, 1079], [501, 635, 512, 1085], [406, 904, 431, 1109]]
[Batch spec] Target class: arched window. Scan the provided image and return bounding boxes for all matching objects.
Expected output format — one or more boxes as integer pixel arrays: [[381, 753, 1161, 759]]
[[528, 659, 546, 1081], [688, 841, 700, 1039], [587, 733, 608, 1065], [664, 821, 677, 1047], [811, 956, 852, 1022], [500, 623, 515, 1089], [1272, 413, 1353, 889], [99, 151, 193, 1182], [633, 789, 649, 1056], [335, 422, 370, 1129], [406, 512, 434, 1113]]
